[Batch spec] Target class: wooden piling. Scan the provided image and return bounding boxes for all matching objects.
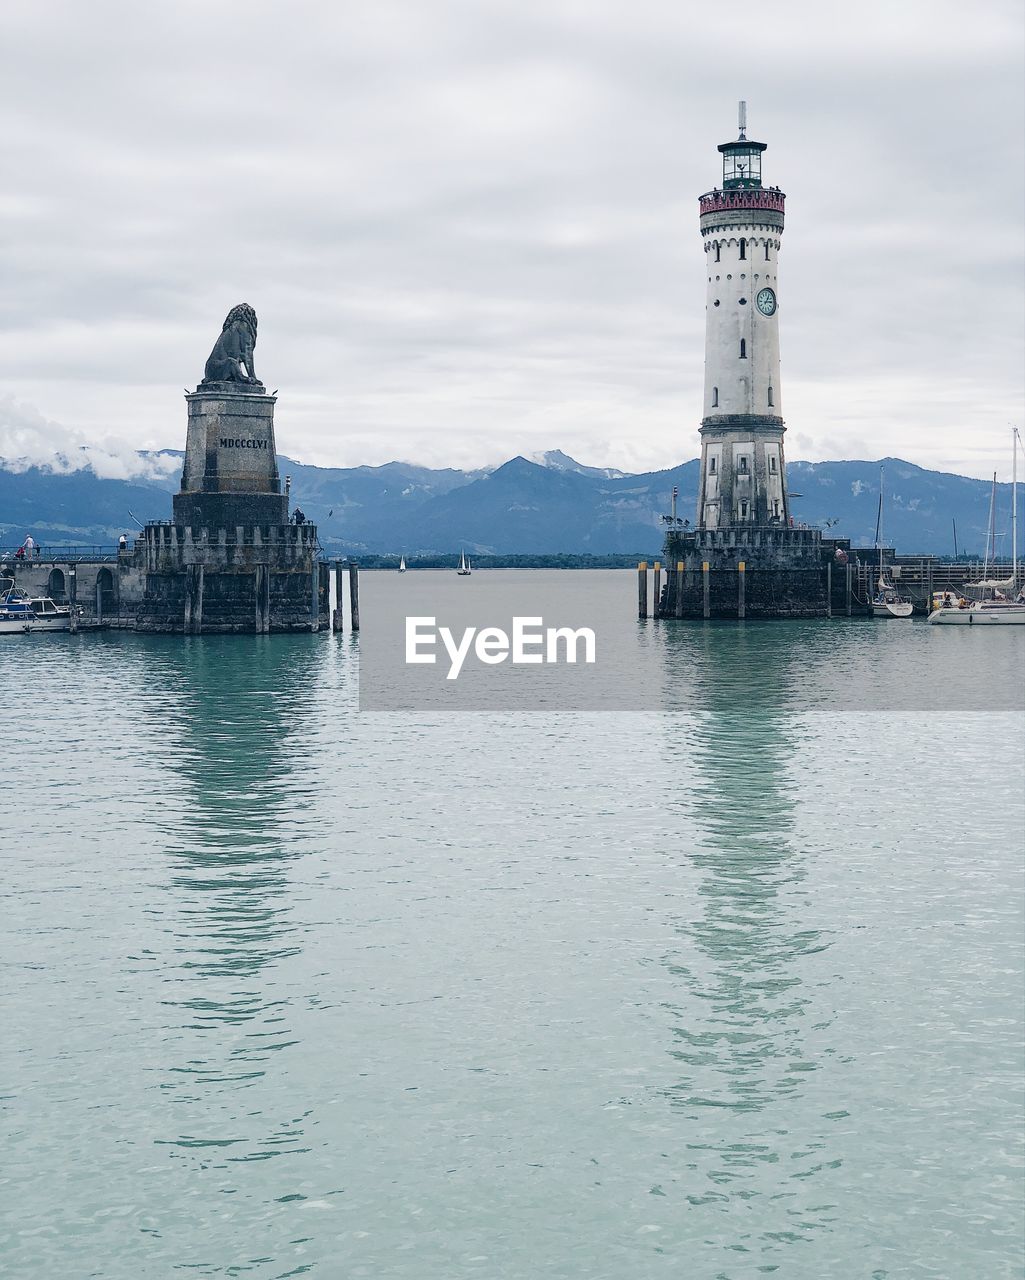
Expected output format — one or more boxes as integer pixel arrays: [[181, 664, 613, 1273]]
[[261, 563, 271, 634], [69, 568, 78, 633], [702, 561, 710, 619], [675, 561, 685, 618], [332, 560, 345, 632], [846, 561, 852, 616], [310, 560, 320, 632], [652, 561, 661, 619], [826, 559, 832, 618], [738, 560, 746, 619], [348, 561, 360, 632], [637, 561, 648, 619]]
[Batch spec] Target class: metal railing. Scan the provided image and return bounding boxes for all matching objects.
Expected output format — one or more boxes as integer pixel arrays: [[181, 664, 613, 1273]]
[[0, 546, 128, 563]]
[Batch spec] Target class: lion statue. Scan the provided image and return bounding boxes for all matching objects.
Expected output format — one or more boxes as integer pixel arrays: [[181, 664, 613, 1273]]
[[202, 303, 261, 386]]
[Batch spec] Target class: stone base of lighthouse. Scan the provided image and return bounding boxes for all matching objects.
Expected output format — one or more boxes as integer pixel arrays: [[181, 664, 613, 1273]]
[[659, 527, 829, 619]]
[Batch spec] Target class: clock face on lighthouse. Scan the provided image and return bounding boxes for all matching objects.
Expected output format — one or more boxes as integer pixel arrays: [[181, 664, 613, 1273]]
[[756, 287, 777, 316]]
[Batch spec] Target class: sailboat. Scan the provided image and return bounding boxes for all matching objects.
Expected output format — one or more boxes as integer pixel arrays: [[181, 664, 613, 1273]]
[[398, 556, 406, 573], [930, 427, 1024, 626], [870, 466, 913, 618], [457, 549, 471, 576]]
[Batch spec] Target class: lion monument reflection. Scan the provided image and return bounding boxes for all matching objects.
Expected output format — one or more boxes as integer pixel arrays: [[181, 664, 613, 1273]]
[[202, 303, 261, 387]]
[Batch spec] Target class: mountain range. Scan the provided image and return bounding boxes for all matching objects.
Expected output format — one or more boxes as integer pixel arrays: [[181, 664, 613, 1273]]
[[0, 448, 1017, 558]]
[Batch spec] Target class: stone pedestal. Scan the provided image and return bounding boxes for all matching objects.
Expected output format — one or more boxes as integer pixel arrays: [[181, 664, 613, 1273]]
[[174, 385, 286, 528]]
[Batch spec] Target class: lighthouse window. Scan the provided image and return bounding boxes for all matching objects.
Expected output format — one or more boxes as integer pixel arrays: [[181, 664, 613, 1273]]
[[773, 500, 780, 517], [715, 243, 721, 262], [765, 242, 770, 261], [714, 299, 720, 306], [712, 387, 718, 407], [739, 339, 747, 359], [739, 297, 747, 305], [739, 238, 746, 260], [709, 456, 717, 474], [769, 454, 777, 473], [767, 387, 774, 407], [740, 501, 749, 518]]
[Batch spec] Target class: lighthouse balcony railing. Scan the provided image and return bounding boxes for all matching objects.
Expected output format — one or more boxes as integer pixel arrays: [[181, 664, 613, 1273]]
[[699, 188, 786, 215]]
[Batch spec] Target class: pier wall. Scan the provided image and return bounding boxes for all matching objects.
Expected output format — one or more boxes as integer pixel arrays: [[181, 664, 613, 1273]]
[[3, 531, 331, 633]]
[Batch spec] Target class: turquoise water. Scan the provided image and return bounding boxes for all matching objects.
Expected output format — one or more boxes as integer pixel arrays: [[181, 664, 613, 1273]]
[[2, 573, 1023, 1278]]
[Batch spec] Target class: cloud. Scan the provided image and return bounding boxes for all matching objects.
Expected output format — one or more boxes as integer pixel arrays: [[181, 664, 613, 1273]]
[[0, 394, 179, 481], [0, 0, 1022, 480]]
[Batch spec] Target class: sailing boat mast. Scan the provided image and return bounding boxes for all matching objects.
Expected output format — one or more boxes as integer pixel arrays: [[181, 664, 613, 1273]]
[[1008, 430, 1013, 588], [875, 464, 884, 583], [983, 472, 997, 578]]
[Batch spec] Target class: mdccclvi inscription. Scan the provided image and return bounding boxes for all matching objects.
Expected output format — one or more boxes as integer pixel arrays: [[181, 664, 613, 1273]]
[[218, 437, 269, 450]]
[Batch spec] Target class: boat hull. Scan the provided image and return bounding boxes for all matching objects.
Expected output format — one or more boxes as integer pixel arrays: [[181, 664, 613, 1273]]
[[929, 606, 1025, 626], [0, 615, 72, 634], [871, 601, 914, 618]]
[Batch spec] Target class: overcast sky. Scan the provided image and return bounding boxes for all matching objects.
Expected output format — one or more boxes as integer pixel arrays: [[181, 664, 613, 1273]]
[[1, 0, 1022, 480]]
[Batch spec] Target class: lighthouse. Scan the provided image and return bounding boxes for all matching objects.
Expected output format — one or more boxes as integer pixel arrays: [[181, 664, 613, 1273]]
[[696, 103, 789, 530], [660, 105, 830, 618]]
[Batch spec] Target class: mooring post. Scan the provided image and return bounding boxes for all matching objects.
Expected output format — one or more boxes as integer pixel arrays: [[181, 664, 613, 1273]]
[[333, 560, 344, 632], [348, 561, 360, 632], [652, 561, 661, 619], [68, 566, 78, 633], [702, 561, 710, 619], [738, 560, 746, 619], [675, 560, 685, 618], [826, 559, 832, 618], [310, 559, 320, 632], [846, 561, 852, 617], [637, 561, 648, 619]]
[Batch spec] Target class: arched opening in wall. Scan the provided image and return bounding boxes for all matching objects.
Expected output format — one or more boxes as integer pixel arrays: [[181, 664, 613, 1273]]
[[47, 568, 67, 603], [96, 568, 116, 618], [739, 238, 746, 260], [709, 456, 717, 474], [715, 242, 721, 262], [712, 387, 718, 407], [765, 242, 770, 261], [739, 339, 746, 359], [767, 386, 774, 407], [740, 501, 749, 520], [769, 454, 777, 473]]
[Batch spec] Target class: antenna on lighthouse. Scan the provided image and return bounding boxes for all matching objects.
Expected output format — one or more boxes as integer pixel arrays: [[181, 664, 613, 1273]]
[[738, 100, 747, 139]]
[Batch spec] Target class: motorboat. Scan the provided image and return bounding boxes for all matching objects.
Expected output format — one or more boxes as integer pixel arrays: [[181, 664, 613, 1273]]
[[0, 580, 74, 634]]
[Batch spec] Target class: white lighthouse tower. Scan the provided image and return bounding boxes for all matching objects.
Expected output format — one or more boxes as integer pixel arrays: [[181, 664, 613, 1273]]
[[696, 103, 789, 530]]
